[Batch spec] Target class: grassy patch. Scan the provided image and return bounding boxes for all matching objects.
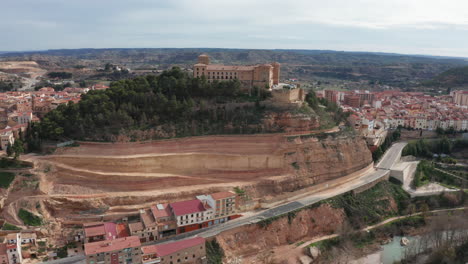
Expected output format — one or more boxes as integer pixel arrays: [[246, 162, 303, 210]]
[[324, 181, 410, 228], [413, 160, 467, 188], [18, 209, 42, 226], [0, 172, 15, 188], [0, 158, 30, 169], [307, 237, 341, 251], [2, 222, 21, 230], [258, 181, 410, 229]]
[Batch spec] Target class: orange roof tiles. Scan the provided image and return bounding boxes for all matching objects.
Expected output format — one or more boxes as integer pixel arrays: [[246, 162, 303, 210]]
[[141, 237, 205, 256], [84, 236, 141, 255], [211, 191, 236, 200]]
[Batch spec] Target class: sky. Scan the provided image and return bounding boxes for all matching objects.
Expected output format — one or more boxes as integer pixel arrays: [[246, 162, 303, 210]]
[[1, 0, 468, 57]]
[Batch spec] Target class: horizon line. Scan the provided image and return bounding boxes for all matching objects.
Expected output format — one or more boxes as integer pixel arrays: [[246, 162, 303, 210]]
[[1, 47, 468, 61]]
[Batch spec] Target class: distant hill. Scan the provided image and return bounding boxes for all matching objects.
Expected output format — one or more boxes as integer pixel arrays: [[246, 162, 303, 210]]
[[2, 48, 468, 87], [424, 66, 468, 88]]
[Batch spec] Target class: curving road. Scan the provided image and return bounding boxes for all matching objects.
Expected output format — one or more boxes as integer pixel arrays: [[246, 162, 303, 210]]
[[375, 142, 407, 170], [42, 142, 408, 264], [153, 142, 407, 244]]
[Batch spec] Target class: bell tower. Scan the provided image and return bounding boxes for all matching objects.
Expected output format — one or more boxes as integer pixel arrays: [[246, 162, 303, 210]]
[[198, 54, 210, 65]]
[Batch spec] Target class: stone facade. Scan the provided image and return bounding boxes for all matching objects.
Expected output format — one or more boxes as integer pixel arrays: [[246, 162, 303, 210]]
[[193, 54, 280, 90]]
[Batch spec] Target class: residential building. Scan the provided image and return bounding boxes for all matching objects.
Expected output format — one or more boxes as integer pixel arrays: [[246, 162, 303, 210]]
[[4, 234, 22, 264], [210, 191, 237, 219], [141, 237, 206, 264], [193, 54, 280, 90], [170, 199, 213, 233], [0, 244, 8, 264], [84, 236, 141, 264], [343, 95, 360, 108], [9, 111, 32, 124], [83, 222, 125, 243], [453, 90, 468, 106], [20, 232, 37, 245], [324, 90, 339, 105], [139, 209, 158, 242], [0, 130, 13, 150], [151, 204, 177, 239]]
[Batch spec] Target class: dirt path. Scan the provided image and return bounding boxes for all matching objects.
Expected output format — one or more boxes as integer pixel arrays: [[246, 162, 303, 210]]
[[268, 207, 468, 263]]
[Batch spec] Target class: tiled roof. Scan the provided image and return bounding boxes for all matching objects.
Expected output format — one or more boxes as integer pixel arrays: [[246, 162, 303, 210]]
[[141, 237, 205, 256], [151, 203, 172, 219], [206, 64, 256, 71], [84, 236, 141, 255], [210, 191, 236, 200], [116, 223, 129, 238], [84, 224, 106, 238], [170, 199, 206, 216], [0, 244, 6, 255], [128, 222, 144, 232]]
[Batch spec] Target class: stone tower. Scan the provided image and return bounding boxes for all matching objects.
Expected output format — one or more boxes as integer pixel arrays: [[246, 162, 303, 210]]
[[272, 62, 280, 85], [198, 54, 210, 65]]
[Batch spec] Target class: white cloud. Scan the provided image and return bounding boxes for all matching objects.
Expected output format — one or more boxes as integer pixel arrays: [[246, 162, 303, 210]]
[[124, 0, 468, 30], [2, 0, 468, 56]]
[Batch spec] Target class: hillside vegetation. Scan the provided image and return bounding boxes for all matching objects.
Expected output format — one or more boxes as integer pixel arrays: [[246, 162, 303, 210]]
[[34, 67, 343, 142], [424, 66, 468, 88]]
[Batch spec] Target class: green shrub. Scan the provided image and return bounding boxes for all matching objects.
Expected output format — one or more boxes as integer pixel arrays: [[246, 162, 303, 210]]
[[0, 172, 15, 188], [2, 222, 21, 230], [206, 239, 224, 264], [18, 209, 42, 226]]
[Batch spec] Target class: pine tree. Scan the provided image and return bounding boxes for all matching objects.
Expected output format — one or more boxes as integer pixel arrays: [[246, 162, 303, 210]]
[[6, 142, 12, 157]]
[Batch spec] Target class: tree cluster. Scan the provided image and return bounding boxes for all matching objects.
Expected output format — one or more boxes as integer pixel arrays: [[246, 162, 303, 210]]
[[402, 138, 467, 158], [47, 72, 73, 79], [36, 67, 266, 141], [372, 129, 401, 162]]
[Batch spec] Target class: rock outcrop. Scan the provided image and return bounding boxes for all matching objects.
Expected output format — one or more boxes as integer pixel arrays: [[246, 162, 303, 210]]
[[216, 203, 345, 258]]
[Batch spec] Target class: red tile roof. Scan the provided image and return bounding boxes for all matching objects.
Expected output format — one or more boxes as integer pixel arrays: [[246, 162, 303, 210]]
[[84, 224, 106, 238], [84, 236, 141, 255], [151, 203, 172, 219], [104, 223, 118, 240], [210, 191, 235, 200], [116, 223, 130, 238], [141, 237, 205, 256], [170, 199, 206, 216], [84, 222, 119, 240], [0, 244, 6, 256]]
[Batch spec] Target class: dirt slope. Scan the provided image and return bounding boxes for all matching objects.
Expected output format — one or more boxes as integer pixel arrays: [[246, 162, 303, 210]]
[[16, 131, 371, 223]]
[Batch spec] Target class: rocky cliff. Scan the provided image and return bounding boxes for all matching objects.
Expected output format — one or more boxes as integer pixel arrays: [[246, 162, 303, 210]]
[[26, 130, 372, 221], [217, 203, 345, 258]]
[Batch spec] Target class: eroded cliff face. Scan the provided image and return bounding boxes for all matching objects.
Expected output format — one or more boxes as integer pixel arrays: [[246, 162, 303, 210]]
[[27, 131, 372, 222], [262, 112, 320, 133], [216, 204, 345, 258]]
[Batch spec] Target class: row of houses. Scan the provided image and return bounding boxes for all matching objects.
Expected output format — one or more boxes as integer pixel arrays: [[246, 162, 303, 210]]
[[85, 236, 206, 264], [332, 90, 468, 133], [0, 233, 37, 264], [82, 191, 239, 264]]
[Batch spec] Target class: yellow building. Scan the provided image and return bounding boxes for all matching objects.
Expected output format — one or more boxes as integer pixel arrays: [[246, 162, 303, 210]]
[[453, 90, 468, 106], [193, 54, 280, 90]]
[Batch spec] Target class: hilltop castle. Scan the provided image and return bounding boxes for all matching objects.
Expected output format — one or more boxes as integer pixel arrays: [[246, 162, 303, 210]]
[[193, 54, 280, 90]]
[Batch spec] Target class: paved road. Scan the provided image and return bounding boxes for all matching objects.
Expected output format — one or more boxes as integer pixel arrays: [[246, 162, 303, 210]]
[[375, 142, 407, 170], [44, 142, 407, 264], [152, 143, 405, 245]]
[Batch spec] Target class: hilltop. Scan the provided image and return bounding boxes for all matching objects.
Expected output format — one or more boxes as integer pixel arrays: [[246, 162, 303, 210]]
[[424, 66, 468, 88]]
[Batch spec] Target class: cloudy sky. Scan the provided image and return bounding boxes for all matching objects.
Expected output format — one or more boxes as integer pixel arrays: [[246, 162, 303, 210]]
[[2, 0, 468, 57]]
